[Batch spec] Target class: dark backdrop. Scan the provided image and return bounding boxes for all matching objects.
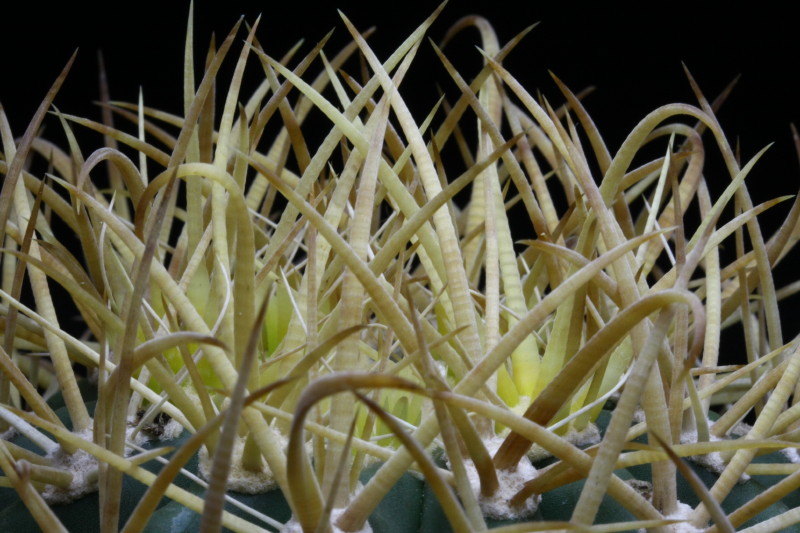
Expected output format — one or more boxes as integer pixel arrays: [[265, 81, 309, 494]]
[[3, 3, 796, 170]]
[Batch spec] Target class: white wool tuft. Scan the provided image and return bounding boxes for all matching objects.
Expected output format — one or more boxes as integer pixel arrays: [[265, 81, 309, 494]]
[[681, 427, 749, 481], [127, 411, 185, 446], [458, 436, 539, 520], [159, 417, 184, 440], [665, 501, 704, 533], [636, 502, 703, 533], [527, 421, 600, 463], [282, 507, 373, 533], [198, 435, 279, 493], [42, 429, 98, 505], [782, 446, 800, 463], [566, 422, 601, 448]]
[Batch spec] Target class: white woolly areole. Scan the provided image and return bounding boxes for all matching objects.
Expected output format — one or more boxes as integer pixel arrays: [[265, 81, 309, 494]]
[[680, 428, 726, 475], [638, 501, 702, 533], [782, 446, 800, 463], [0, 426, 17, 441], [42, 429, 98, 505], [568, 422, 602, 448], [527, 422, 600, 463], [681, 427, 749, 482], [125, 416, 184, 444], [159, 417, 184, 440], [456, 436, 539, 520], [281, 507, 373, 533], [198, 435, 280, 493]]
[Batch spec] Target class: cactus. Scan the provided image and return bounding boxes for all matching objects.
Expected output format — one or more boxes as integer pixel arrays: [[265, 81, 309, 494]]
[[2, 4, 800, 532]]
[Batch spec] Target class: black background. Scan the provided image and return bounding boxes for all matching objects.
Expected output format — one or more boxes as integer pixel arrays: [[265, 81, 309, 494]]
[[2, 2, 799, 351], [2, 3, 796, 163], [3, 3, 797, 166]]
